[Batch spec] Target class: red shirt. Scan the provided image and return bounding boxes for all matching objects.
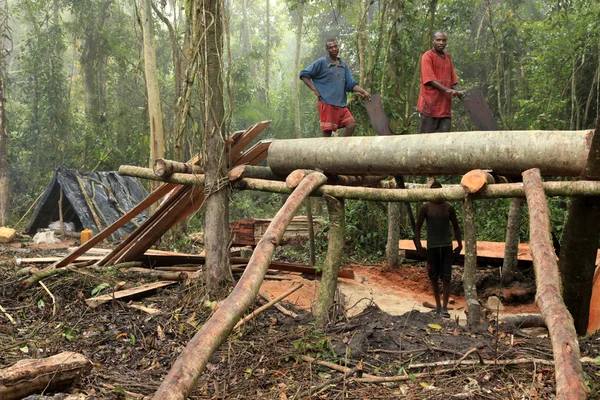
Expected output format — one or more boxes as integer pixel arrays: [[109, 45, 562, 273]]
[[417, 49, 458, 118]]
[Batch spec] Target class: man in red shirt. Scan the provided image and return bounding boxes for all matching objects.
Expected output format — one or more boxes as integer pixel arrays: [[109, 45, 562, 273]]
[[417, 31, 463, 133]]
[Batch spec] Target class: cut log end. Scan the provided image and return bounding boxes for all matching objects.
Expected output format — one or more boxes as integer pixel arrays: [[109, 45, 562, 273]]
[[461, 169, 495, 193]]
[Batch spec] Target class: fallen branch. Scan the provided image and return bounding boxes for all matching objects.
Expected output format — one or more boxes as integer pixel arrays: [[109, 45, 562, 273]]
[[39, 280, 56, 316], [300, 356, 377, 379], [259, 291, 298, 318], [0, 351, 93, 400], [0, 303, 15, 325], [152, 172, 328, 400], [235, 283, 304, 329], [294, 361, 363, 399], [408, 357, 554, 369], [499, 314, 546, 329], [522, 168, 587, 400]]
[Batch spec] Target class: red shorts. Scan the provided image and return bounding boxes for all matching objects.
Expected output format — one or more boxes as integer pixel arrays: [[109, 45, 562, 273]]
[[318, 101, 355, 131]]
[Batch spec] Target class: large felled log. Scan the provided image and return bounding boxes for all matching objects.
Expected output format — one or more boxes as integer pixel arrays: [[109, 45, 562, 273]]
[[0, 351, 92, 400], [152, 172, 328, 400], [558, 119, 600, 334], [267, 130, 593, 176], [154, 158, 203, 177], [461, 169, 495, 193], [522, 168, 586, 400], [234, 177, 600, 201]]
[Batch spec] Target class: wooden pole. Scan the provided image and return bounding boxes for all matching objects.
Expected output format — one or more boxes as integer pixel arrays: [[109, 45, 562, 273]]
[[152, 172, 328, 400], [267, 130, 593, 177], [154, 158, 203, 177], [315, 195, 345, 324], [119, 165, 206, 186], [522, 168, 586, 400], [501, 198, 523, 285], [462, 195, 480, 327], [234, 178, 600, 201]]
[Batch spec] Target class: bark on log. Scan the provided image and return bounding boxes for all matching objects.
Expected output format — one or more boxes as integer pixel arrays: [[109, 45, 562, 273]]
[[267, 130, 594, 177], [558, 120, 600, 335], [119, 165, 206, 186], [462, 196, 481, 327], [152, 172, 328, 400], [502, 198, 523, 285], [461, 170, 495, 193], [0, 351, 92, 400], [154, 158, 203, 177], [315, 196, 345, 324], [500, 314, 546, 329], [125, 267, 189, 281], [285, 169, 389, 189], [522, 168, 586, 400], [234, 178, 600, 201]]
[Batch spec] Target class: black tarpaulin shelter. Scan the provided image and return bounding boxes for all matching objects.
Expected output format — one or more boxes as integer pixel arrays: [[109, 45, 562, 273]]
[[24, 166, 149, 241]]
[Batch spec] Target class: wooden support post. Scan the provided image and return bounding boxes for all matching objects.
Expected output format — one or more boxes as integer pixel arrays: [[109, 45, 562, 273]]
[[119, 165, 206, 186], [386, 202, 401, 268], [462, 195, 480, 327], [315, 195, 345, 324], [152, 172, 328, 400], [306, 198, 316, 266], [522, 168, 586, 400], [501, 198, 523, 285], [558, 122, 600, 334]]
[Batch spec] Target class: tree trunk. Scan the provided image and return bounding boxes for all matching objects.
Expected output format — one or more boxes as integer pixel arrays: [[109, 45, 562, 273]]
[[558, 119, 600, 335], [461, 169, 496, 193], [386, 202, 401, 268], [196, 0, 232, 293], [140, 0, 166, 193], [0, 352, 92, 400], [306, 198, 316, 266], [462, 195, 480, 327], [501, 197, 523, 285], [264, 0, 270, 102], [0, 56, 8, 226], [152, 172, 327, 400], [233, 177, 600, 202], [522, 168, 586, 400], [315, 195, 345, 324], [293, 4, 304, 138], [267, 131, 593, 177]]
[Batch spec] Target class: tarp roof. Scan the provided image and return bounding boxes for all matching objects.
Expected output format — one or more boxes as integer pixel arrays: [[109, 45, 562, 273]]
[[24, 166, 149, 241]]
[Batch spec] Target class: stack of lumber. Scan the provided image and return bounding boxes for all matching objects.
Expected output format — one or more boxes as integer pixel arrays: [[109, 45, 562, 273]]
[[230, 216, 324, 246]]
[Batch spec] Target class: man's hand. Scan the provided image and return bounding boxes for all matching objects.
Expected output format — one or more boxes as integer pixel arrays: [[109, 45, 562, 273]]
[[357, 89, 371, 101], [313, 90, 321, 100], [416, 245, 427, 257], [446, 88, 461, 97], [453, 244, 462, 256]]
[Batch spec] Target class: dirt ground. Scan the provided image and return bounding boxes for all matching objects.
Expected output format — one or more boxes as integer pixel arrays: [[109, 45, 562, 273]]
[[1, 239, 599, 399]]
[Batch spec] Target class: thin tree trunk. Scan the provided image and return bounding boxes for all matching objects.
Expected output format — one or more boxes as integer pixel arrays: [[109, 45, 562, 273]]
[[386, 202, 401, 268], [199, 0, 232, 293], [522, 168, 586, 400], [558, 121, 600, 334], [0, 53, 8, 225], [141, 0, 166, 193], [462, 195, 480, 327], [293, 4, 304, 139], [152, 172, 327, 400], [315, 195, 345, 324], [306, 198, 316, 266], [501, 198, 523, 285], [267, 131, 593, 177], [264, 0, 270, 102]]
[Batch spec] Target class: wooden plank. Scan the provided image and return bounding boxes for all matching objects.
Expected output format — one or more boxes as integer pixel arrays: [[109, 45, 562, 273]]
[[228, 121, 271, 162], [233, 139, 272, 166], [400, 239, 533, 261], [53, 183, 177, 268], [85, 281, 176, 308]]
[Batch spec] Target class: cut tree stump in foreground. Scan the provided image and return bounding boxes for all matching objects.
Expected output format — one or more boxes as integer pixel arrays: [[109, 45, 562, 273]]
[[0, 351, 92, 400], [152, 171, 328, 400], [522, 168, 586, 400]]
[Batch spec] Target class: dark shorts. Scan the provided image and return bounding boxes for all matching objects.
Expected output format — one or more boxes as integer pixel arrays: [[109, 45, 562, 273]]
[[426, 246, 453, 281], [319, 101, 355, 132], [420, 115, 452, 133]]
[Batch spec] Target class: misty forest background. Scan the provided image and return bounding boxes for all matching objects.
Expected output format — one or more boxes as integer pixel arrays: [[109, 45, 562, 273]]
[[0, 0, 599, 261]]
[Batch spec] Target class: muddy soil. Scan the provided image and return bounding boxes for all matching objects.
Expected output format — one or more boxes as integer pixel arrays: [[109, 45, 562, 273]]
[[0, 240, 598, 399]]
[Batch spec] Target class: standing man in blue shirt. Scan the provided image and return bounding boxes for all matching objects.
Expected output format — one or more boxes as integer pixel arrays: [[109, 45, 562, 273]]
[[300, 38, 371, 137]]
